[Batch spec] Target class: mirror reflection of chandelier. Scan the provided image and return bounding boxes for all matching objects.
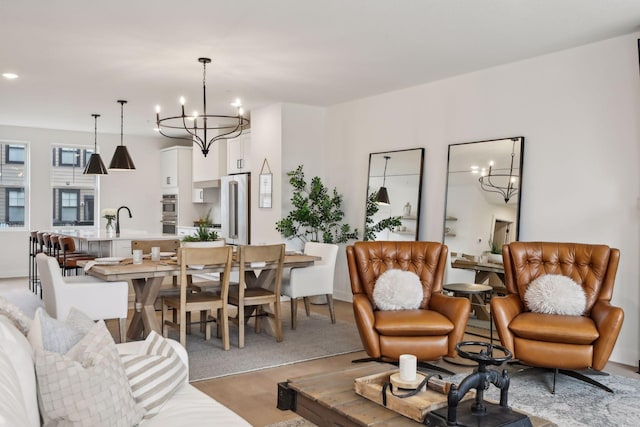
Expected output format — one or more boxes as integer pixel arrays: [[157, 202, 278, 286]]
[[154, 57, 249, 157], [478, 139, 519, 203]]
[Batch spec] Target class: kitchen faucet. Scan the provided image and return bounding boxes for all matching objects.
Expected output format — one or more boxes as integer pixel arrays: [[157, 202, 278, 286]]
[[116, 206, 132, 237]]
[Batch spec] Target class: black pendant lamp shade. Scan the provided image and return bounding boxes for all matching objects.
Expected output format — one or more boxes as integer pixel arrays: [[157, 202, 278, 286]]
[[109, 100, 136, 170], [375, 155, 391, 205], [83, 114, 108, 175], [375, 186, 390, 205]]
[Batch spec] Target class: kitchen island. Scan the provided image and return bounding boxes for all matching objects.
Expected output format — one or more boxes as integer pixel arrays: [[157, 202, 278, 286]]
[[51, 229, 179, 258]]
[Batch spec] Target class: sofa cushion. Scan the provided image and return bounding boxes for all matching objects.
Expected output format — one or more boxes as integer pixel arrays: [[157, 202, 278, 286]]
[[509, 312, 599, 345], [34, 319, 144, 426], [373, 269, 423, 310], [139, 382, 251, 426], [374, 309, 453, 336], [0, 315, 39, 427], [121, 331, 188, 419]]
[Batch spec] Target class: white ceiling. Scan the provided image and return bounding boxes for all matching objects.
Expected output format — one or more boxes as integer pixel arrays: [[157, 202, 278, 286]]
[[2, 0, 640, 137]]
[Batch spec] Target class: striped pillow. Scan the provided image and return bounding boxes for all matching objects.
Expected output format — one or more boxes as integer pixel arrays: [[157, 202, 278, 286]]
[[120, 331, 188, 419]]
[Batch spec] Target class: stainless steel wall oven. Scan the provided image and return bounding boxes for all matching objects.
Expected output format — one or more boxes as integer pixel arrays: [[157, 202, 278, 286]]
[[161, 194, 177, 235]]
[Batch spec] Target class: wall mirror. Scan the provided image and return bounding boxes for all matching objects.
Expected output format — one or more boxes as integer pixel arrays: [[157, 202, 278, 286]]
[[443, 137, 524, 284], [365, 148, 424, 241]]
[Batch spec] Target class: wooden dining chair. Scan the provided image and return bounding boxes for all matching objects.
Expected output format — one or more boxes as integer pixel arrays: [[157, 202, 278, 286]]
[[162, 245, 233, 349], [227, 244, 286, 348], [131, 239, 180, 255]]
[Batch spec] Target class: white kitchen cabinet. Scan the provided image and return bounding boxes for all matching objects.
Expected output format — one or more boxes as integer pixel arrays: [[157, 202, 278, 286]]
[[160, 147, 179, 189], [192, 137, 227, 182], [226, 132, 251, 174]]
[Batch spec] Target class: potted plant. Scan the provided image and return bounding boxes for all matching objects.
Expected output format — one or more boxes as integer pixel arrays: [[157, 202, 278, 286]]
[[363, 192, 402, 241], [486, 239, 503, 264], [182, 223, 225, 247], [275, 165, 359, 244]]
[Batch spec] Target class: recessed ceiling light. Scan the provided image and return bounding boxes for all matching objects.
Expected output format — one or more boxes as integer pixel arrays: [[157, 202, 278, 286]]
[[2, 72, 19, 79]]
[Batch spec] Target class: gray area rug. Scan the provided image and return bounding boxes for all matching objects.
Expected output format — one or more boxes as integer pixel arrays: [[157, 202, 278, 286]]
[[449, 367, 640, 426], [174, 312, 363, 381]]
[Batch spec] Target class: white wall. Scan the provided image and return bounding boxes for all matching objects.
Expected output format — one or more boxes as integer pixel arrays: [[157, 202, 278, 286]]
[[0, 124, 171, 277], [325, 33, 640, 366]]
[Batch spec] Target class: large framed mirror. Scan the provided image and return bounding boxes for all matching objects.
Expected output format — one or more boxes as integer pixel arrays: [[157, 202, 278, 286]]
[[365, 148, 424, 241], [443, 137, 524, 286]]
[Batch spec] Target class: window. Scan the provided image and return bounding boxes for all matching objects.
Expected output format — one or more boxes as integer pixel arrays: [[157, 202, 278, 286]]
[[6, 188, 24, 224], [59, 148, 81, 167], [6, 145, 25, 164], [0, 141, 28, 229], [83, 148, 94, 167], [51, 144, 96, 226], [60, 189, 79, 222]]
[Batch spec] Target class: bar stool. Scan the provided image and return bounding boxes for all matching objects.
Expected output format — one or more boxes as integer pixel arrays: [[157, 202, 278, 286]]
[[28, 231, 39, 293], [58, 236, 95, 276]]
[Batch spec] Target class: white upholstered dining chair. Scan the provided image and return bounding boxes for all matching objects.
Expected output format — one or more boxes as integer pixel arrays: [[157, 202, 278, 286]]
[[281, 242, 339, 329], [35, 253, 129, 342]]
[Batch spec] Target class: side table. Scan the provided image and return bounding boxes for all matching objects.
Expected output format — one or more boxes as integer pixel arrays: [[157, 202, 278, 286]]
[[443, 283, 494, 366]]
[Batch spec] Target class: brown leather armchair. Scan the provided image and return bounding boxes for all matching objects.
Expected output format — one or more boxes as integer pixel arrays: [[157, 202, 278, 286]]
[[491, 242, 624, 393], [346, 241, 471, 369]]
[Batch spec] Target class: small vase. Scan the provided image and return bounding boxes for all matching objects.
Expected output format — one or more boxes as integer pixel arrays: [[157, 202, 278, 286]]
[[106, 220, 114, 236]]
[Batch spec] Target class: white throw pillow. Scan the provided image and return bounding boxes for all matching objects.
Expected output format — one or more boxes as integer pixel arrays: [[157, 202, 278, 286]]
[[524, 274, 587, 316], [0, 295, 32, 335], [28, 307, 95, 354], [34, 320, 143, 427], [373, 269, 423, 310], [120, 331, 188, 419]]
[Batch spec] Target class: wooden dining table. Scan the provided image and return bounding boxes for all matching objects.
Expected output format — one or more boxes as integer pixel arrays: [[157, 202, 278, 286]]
[[78, 253, 318, 341]]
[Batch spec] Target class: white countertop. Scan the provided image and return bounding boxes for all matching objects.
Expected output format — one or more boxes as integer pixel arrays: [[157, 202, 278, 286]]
[[51, 228, 175, 241]]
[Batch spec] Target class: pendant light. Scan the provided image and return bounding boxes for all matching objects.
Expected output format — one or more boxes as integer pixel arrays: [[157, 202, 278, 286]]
[[109, 100, 136, 170], [83, 114, 108, 175], [375, 155, 391, 205]]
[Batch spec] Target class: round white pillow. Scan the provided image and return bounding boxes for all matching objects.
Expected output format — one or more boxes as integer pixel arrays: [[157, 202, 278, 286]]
[[524, 274, 586, 316], [373, 269, 423, 311]]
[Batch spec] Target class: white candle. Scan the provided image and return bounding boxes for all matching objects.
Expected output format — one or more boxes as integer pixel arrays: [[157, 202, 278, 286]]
[[399, 354, 417, 382]]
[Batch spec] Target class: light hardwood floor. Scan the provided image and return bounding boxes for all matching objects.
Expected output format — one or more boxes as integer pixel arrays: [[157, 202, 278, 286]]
[[2, 277, 637, 427]]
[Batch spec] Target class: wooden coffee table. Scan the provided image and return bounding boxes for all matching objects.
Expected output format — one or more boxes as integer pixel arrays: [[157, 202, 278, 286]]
[[277, 362, 556, 427]]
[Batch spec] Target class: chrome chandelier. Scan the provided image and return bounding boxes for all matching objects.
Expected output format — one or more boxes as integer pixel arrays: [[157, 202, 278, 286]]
[[478, 139, 519, 203], [155, 57, 249, 157]]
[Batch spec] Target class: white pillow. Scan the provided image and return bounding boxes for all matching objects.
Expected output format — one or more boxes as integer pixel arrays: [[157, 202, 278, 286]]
[[524, 274, 587, 316], [373, 269, 423, 310], [120, 331, 188, 419], [34, 320, 144, 426], [28, 307, 95, 354], [0, 295, 32, 335]]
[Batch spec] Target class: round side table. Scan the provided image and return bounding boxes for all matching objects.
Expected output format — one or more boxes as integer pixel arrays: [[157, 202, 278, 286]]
[[443, 283, 494, 366]]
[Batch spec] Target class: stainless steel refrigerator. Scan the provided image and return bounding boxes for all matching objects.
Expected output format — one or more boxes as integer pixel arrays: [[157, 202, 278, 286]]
[[220, 173, 250, 245]]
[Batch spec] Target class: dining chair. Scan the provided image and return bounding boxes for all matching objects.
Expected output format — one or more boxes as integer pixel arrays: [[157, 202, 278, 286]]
[[35, 253, 129, 342], [281, 242, 339, 329], [227, 244, 286, 348], [162, 246, 233, 349]]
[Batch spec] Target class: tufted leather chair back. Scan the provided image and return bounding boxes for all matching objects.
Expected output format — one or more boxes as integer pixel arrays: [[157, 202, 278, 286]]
[[348, 241, 448, 310], [502, 242, 619, 316]]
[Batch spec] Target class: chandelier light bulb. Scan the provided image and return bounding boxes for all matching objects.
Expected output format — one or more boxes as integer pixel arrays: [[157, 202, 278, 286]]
[[238, 107, 244, 116], [155, 105, 161, 113], [232, 98, 242, 107], [179, 96, 186, 105]]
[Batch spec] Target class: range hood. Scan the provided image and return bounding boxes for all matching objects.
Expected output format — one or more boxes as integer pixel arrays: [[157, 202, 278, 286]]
[[193, 179, 221, 189]]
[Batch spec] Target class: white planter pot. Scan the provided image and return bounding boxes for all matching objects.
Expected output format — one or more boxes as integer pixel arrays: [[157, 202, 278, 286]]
[[181, 239, 226, 248]]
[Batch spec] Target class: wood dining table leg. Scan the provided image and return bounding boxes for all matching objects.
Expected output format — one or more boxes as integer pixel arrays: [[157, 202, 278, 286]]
[[127, 276, 165, 340]]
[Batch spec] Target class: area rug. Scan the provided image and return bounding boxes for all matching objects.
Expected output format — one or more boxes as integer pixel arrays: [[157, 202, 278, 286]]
[[174, 312, 363, 381], [449, 367, 640, 426]]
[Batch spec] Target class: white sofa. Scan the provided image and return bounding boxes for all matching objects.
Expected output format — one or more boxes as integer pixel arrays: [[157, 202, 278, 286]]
[[0, 289, 251, 427]]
